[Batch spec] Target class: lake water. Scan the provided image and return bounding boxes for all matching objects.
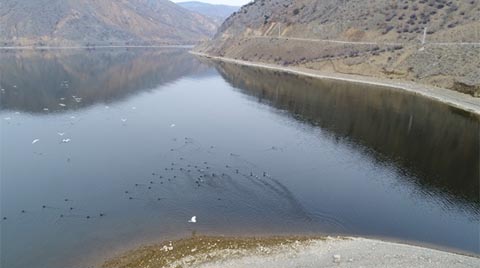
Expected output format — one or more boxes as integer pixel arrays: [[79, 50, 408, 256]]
[[0, 48, 478, 268]]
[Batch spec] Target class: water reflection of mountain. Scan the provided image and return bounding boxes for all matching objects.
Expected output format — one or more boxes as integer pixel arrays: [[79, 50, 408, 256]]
[[215, 62, 480, 209], [0, 48, 208, 113]]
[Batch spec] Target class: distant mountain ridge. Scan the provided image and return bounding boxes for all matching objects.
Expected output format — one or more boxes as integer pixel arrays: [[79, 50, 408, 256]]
[[178, 1, 240, 24], [0, 0, 218, 46]]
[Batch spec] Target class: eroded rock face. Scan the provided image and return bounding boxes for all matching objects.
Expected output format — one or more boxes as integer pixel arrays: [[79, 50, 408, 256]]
[[453, 81, 480, 97]]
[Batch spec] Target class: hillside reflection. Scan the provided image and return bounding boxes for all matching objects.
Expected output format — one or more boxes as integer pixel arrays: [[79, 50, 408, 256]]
[[215, 62, 479, 209], [0, 49, 208, 113]]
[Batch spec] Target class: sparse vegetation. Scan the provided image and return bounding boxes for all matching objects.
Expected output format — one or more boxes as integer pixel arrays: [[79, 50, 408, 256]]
[[198, 0, 480, 95], [0, 0, 219, 46]]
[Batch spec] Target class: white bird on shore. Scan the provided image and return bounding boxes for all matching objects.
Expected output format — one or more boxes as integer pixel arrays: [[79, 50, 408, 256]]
[[32, 139, 40, 144], [59, 103, 66, 107], [62, 138, 71, 143], [188, 216, 197, 223], [57, 132, 65, 136]]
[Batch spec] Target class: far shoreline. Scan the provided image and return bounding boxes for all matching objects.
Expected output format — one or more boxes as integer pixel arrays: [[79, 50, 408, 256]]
[[0, 45, 194, 50], [190, 51, 480, 116]]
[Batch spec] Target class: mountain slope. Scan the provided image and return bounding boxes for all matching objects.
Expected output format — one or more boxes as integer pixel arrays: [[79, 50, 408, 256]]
[[214, 0, 479, 42], [0, 0, 218, 45], [178, 1, 240, 24], [197, 0, 480, 95]]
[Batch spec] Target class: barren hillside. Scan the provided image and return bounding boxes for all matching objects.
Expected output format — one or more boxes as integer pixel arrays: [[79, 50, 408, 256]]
[[0, 0, 218, 46], [197, 0, 480, 95]]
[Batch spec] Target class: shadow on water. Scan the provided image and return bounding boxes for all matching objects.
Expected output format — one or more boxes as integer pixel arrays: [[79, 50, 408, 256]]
[[0, 48, 210, 113], [214, 62, 480, 211]]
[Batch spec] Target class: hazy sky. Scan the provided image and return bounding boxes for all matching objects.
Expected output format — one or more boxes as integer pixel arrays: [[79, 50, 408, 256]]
[[172, 0, 251, 6]]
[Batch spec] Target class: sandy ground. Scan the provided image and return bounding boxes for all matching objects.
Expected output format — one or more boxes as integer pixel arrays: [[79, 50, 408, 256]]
[[191, 237, 480, 268], [190, 52, 480, 116], [102, 236, 479, 268]]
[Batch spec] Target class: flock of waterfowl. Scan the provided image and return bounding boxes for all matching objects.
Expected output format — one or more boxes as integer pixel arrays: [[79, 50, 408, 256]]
[[1, 139, 282, 225], [1, 93, 288, 226]]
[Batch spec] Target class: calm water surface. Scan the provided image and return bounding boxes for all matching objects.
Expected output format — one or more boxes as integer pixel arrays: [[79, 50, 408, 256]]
[[0, 48, 478, 268]]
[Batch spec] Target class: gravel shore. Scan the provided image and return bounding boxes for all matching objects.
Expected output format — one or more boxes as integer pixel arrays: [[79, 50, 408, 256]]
[[102, 236, 479, 268], [191, 237, 480, 268]]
